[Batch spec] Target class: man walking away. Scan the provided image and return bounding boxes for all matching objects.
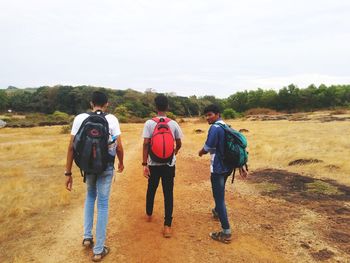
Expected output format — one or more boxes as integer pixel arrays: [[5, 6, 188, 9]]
[[65, 91, 124, 261], [198, 104, 248, 244], [142, 95, 183, 238]]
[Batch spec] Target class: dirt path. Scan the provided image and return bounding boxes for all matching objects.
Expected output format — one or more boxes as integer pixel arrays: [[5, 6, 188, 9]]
[[21, 126, 288, 263], [14, 124, 349, 263]]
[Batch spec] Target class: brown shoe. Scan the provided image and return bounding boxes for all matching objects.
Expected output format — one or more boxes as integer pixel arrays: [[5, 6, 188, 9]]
[[163, 226, 172, 238]]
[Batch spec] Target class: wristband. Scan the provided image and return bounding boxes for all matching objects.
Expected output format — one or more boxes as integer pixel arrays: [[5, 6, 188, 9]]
[[64, 171, 72, 176]]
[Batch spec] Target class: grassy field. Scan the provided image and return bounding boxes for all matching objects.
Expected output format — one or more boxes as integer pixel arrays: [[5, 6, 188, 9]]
[[0, 127, 81, 243], [0, 112, 349, 262]]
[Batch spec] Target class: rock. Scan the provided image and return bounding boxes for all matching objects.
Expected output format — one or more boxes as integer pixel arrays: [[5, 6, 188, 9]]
[[260, 224, 273, 230], [288, 159, 323, 166], [194, 129, 204, 134], [300, 241, 310, 249], [0, 119, 6, 128]]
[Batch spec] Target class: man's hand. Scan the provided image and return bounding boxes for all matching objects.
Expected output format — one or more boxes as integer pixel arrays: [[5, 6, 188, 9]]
[[143, 166, 150, 179], [65, 175, 73, 191], [198, 148, 207, 157], [117, 163, 124, 173], [238, 166, 248, 179]]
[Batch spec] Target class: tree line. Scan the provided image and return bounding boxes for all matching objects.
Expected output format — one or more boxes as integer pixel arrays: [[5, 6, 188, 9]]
[[0, 84, 349, 119]]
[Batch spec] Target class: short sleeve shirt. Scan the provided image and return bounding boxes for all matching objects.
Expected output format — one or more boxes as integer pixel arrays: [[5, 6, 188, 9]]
[[71, 112, 121, 157], [203, 119, 232, 174], [142, 117, 183, 166], [71, 113, 121, 137]]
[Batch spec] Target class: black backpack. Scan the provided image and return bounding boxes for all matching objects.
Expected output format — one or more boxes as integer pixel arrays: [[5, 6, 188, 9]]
[[73, 111, 110, 180]]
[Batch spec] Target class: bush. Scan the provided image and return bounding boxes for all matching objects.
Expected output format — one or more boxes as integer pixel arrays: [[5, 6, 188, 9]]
[[149, 112, 157, 118], [61, 125, 71, 134], [222, 108, 239, 119], [166, 112, 176, 120], [52, 111, 69, 121], [147, 111, 176, 120], [330, 109, 347, 115], [118, 115, 128, 123], [245, 108, 279, 115]]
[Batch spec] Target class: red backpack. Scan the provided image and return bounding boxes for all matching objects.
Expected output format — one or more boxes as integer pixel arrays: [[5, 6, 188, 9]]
[[149, 117, 174, 163]]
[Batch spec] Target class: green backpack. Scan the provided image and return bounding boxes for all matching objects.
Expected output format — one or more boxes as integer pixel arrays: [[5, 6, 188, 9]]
[[216, 123, 248, 183]]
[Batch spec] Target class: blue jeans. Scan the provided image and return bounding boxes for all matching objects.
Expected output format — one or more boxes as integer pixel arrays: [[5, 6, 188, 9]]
[[84, 165, 114, 254], [211, 172, 231, 232]]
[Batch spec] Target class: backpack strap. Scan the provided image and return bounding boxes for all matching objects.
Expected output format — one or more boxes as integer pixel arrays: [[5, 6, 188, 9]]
[[231, 163, 248, 184], [151, 117, 160, 123]]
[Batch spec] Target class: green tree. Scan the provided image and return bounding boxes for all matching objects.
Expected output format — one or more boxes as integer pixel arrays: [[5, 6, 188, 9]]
[[0, 90, 8, 111]]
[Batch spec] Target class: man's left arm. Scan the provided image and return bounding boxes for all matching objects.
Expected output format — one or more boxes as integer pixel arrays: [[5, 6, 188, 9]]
[[116, 136, 124, 173], [175, 138, 182, 155], [173, 122, 183, 155]]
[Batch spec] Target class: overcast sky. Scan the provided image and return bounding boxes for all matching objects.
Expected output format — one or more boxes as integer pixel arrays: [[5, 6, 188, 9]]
[[1, 0, 350, 97]]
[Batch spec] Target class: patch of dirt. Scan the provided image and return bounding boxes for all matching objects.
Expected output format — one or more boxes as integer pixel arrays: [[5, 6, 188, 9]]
[[325, 164, 341, 170], [288, 159, 323, 166], [248, 169, 350, 257], [311, 249, 335, 261], [318, 116, 350, 122], [245, 112, 350, 122]]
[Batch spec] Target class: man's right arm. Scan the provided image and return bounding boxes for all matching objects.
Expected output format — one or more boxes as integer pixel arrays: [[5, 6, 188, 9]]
[[65, 135, 74, 191], [142, 138, 151, 179], [199, 126, 217, 156]]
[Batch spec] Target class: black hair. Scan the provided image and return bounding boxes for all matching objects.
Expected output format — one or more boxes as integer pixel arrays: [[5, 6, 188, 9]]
[[91, 91, 108, 107], [154, 95, 169, 111], [203, 104, 220, 114]]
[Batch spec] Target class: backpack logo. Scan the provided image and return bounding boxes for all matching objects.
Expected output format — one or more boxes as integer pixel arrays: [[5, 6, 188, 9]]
[[149, 117, 174, 163], [89, 129, 100, 137], [216, 123, 248, 169], [73, 111, 111, 177]]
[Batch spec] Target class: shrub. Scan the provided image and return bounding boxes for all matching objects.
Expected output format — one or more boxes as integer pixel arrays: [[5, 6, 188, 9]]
[[149, 112, 157, 118], [52, 111, 69, 121], [330, 109, 347, 115], [118, 115, 128, 123], [167, 112, 176, 120], [245, 108, 279, 115], [222, 108, 239, 119], [61, 125, 71, 134]]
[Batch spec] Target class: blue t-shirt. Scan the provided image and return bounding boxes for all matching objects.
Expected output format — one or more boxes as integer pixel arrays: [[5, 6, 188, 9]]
[[203, 119, 232, 174]]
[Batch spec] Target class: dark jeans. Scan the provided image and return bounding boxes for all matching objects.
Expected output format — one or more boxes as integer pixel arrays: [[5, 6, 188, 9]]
[[211, 172, 231, 230], [146, 165, 175, 226]]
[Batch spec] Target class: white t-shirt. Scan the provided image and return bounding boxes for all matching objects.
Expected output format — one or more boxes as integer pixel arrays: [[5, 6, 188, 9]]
[[142, 117, 183, 166], [71, 112, 121, 156], [71, 113, 121, 137]]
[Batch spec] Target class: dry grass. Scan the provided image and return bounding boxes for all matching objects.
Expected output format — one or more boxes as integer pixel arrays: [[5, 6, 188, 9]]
[[179, 117, 350, 186], [0, 115, 349, 257], [0, 126, 83, 243]]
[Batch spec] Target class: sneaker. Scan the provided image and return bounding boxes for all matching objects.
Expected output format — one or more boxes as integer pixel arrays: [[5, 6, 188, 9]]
[[211, 208, 219, 220], [209, 231, 232, 244], [163, 226, 172, 238]]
